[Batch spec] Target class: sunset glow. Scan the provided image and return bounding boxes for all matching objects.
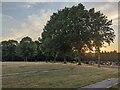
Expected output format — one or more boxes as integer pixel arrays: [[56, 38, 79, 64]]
[[85, 47, 96, 53]]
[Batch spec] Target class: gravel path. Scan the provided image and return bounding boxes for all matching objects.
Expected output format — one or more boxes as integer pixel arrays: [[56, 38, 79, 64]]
[[77, 78, 119, 90]]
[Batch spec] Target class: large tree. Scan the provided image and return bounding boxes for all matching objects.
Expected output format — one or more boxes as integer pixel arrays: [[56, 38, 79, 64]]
[[41, 3, 115, 65]]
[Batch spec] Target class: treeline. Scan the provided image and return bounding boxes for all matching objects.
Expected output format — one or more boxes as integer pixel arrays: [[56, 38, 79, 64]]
[[83, 51, 119, 65], [1, 36, 76, 62], [1, 37, 44, 61], [0, 37, 119, 65]]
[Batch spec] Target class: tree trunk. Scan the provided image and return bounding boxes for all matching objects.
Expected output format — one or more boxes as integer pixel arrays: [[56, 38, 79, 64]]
[[11, 54, 13, 61], [63, 56, 67, 64], [97, 47, 101, 68], [54, 52, 58, 63], [25, 57, 27, 62], [53, 57, 56, 63], [78, 56, 81, 65], [78, 51, 81, 65], [98, 52, 100, 67], [46, 57, 48, 63], [24, 58, 26, 62]]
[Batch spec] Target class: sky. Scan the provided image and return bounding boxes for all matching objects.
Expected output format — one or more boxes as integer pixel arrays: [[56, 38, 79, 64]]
[[1, 0, 119, 52]]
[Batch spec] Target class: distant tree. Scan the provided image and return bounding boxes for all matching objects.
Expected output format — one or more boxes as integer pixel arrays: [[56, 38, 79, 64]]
[[7, 40, 18, 60], [1, 40, 18, 61], [16, 36, 37, 61], [34, 40, 44, 61], [1, 41, 9, 61]]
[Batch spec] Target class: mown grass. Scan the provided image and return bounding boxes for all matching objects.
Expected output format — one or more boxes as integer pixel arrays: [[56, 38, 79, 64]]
[[2, 62, 119, 88]]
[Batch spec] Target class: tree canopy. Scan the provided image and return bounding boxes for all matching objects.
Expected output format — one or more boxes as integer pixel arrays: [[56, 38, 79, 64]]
[[41, 3, 115, 64], [1, 40, 18, 61], [16, 36, 37, 61]]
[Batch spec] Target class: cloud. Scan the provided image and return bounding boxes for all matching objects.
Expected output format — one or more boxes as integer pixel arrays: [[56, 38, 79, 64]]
[[21, 2, 37, 9], [23, 4, 31, 8], [2, 9, 53, 42]]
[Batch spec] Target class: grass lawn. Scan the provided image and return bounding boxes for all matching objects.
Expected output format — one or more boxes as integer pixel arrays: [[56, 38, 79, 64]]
[[2, 62, 119, 88]]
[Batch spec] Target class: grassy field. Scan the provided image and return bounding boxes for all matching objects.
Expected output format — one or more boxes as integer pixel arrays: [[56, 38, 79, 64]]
[[2, 62, 119, 88]]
